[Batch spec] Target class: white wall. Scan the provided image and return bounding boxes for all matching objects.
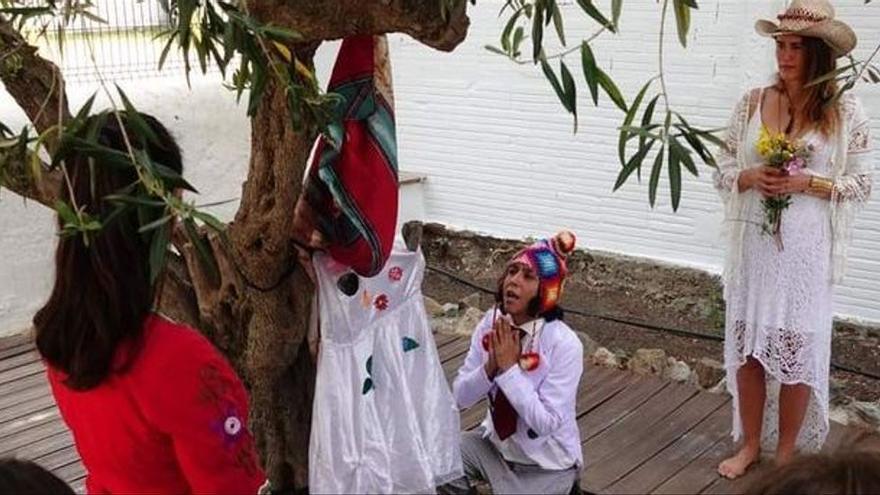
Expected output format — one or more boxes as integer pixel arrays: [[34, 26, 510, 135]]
[[384, 0, 880, 323], [2, 0, 880, 335], [0, 75, 252, 336]]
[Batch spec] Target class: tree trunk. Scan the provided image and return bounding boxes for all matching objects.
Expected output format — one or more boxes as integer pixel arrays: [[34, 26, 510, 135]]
[[2, 3, 472, 491]]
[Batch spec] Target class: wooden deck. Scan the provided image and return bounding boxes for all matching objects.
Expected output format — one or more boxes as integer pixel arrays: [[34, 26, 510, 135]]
[[1, 332, 849, 494]]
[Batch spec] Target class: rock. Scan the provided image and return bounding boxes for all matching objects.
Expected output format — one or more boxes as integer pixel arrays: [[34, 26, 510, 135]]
[[708, 377, 727, 394], [664, 357, 691, 383], [576, 332, 600, 358], [829, 405, 852, 426], [695, 358, 726, 389], [453, 307, 485, 337], [853, 401, 880, 429], [829, 377, 849, 406], [629, 349, 667, 376], [590, 347, 620, 369], [441, 303, 460, 318], [424, 296, 445, 318], [458, 292, 482, 310]]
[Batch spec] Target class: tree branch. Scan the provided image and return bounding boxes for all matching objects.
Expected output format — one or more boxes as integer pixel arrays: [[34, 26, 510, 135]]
[[246, 0, 470, 52], [0, 17, 71, 135], [0, 16, 70, 207], [0, 150, 62, 208]]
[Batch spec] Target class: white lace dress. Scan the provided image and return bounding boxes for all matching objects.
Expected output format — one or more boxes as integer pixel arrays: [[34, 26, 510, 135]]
[[714, 89, 874, 452]]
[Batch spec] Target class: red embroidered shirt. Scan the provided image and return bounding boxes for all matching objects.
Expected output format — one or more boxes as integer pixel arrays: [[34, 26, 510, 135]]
[[47, 314, 264, 494]]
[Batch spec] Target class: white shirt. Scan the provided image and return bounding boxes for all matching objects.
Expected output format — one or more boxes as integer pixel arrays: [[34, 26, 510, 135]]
[[452, 310, 584, 470]]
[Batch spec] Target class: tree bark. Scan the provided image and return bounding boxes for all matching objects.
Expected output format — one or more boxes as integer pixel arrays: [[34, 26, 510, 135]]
[[247, 0, 469, 52], [1, 2, 471, 492]]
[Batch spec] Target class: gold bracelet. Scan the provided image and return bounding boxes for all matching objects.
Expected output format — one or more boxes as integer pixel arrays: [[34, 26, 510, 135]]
[[808, 176, 834, 196]]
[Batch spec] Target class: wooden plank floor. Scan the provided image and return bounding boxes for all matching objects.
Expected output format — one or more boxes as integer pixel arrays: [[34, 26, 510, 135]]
[[1, 332, 849, 494], [0, 333, 85, 493]]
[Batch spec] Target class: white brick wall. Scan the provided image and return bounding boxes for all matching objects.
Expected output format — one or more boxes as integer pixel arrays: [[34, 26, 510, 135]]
[[1, 1, 878, 334], [381, 0, 880, 323]]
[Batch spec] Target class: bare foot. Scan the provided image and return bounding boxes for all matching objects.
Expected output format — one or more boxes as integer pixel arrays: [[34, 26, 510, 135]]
[[775, 447, 797, 466], [718, 446, 761, 479]]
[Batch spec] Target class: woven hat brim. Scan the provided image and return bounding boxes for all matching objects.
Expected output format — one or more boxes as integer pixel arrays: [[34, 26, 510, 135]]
[[754, 18, 857, 57]]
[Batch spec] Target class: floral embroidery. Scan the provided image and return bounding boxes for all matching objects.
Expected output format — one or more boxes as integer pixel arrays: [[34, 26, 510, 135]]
[[388, 266, 403, 282], [374, 294, 389, 311], [199, 363, 259, 476]]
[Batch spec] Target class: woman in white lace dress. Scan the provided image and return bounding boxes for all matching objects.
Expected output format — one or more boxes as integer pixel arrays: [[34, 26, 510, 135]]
[[712, 0, 874, 479]]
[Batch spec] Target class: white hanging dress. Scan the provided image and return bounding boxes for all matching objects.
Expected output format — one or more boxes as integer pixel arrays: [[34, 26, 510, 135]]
[[309, 242, 463, 494]]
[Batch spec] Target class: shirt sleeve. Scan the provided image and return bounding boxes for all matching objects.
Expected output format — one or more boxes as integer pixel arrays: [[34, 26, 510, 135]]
[[494, 330, 583, 437], [452, 310, 495, 409], [136, 324, 265, 494], [832, 95, 873, 204], [712, 90, 755, 201]]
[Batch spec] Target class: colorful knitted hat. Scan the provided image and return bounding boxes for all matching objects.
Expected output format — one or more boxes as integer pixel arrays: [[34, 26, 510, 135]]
[[507, 231, 577, 313]]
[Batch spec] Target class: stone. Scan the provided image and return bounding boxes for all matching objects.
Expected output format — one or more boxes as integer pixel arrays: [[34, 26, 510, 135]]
[[695, 358, 726, 389], [458, 291, 482, 310], [423, 296, 445, 318], [590, 347, 620, 369], [576, 331, 600, 358], [629, 349, 667, 376], [453, 307, 485, 337], [664, 357, 691, 383], [853, 401, 880, 429], [441, 302, 460, 318], [708, 377, 727, 394]]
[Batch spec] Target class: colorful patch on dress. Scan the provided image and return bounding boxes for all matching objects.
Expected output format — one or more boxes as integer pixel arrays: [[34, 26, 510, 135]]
[[402, 337, 420, 352], [362, 355, 375, 395], [388, 266, 403, 282], [374, 294, 389, 311]]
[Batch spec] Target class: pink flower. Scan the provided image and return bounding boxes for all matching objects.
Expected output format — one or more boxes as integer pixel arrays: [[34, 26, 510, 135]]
[[388, 266, 403, 282], [784, 157, 806, 175]]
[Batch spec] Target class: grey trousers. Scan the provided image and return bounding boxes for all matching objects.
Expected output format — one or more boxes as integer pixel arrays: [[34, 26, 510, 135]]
[[438, 431, 580, 495]]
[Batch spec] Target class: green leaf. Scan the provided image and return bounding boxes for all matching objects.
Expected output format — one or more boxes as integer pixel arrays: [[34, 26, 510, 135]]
[[540, 57, 567, 110], [670, 136, 697, 176], [612, 0, 623, 29], [485, 45, 509, 57], [192, 210, 227, 233], [668, 142, 682, 211], [550, 0, 566, 46], [614, 138, 656, 191], [806, 62, 857, 87], [596, 67, 627, 112], [648, 145, 665, 208], [148, 223, 171, 284], [532, 3, 544, 62], [581, 42, 599, 105], [138, 214, 173, 233], [618, 79, 653, 165], [362, 377, 374, 395], [575, 0, 616, 32], [183, 217, 219, 281], [639, 95, 660, 151], [560, 61, 577, 130], [512, 27, 526, 56], [672, 0, 692, 48], [115, 85, 160, 145], [501, 9, 522, 53]]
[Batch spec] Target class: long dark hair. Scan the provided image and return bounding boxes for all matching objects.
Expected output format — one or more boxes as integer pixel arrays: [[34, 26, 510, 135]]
[[784, 36, 840, 136], [34, 112, 183, 390]]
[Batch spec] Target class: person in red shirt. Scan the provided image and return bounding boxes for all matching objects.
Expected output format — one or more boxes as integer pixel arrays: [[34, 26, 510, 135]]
[[34, 111, 265, 494]]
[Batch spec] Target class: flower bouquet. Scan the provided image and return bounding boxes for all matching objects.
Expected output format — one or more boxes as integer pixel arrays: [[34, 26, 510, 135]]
[[755, 125, 813, 251]]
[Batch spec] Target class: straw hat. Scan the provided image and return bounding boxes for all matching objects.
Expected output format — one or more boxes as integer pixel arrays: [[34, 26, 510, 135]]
[[755, 0, 857, 57]]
